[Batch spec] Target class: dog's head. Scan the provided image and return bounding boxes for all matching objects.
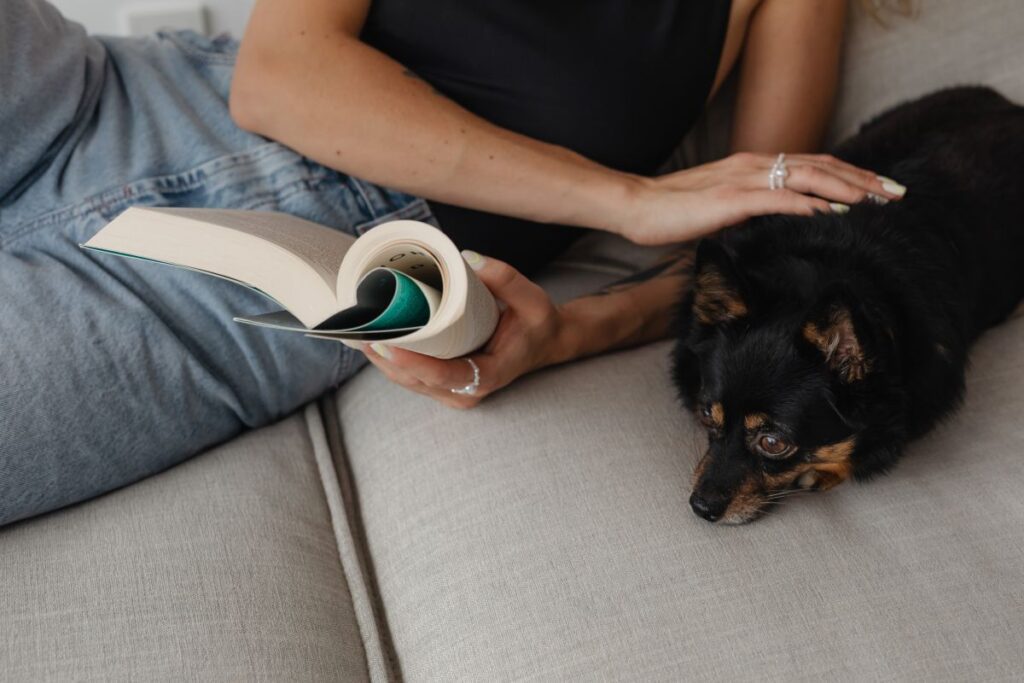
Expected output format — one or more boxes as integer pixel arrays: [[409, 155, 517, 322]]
[[674, 238, 883, 524]]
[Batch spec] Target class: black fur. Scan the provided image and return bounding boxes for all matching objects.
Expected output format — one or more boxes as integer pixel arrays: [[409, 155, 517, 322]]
[[672, 87, 1024, 524]]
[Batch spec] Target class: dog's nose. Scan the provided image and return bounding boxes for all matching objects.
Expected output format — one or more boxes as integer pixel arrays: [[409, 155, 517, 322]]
[[689, 492, 726, 522]]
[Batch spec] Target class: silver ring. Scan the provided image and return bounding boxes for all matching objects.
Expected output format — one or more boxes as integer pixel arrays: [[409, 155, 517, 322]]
[[768, 153, 789, 191], [450, 358, 481, 396]]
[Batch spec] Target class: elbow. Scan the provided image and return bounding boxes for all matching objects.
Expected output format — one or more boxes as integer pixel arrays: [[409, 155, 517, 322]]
[[229, 46, 278, 135]]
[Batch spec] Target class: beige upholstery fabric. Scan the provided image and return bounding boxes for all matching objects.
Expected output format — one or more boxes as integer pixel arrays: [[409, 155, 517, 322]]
[[0, 411, 370, 682], [332, 3, 1024, 679], [335, 309, 1024, 681], [828, 0, 1024, 144]]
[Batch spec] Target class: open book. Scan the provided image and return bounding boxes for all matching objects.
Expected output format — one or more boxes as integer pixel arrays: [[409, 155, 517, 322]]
[[82, 207, 500, 359]]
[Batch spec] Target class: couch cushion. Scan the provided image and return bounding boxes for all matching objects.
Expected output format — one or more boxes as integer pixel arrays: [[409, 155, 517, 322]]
[[828, 0, 1024, 144], [0, 409, 371, 682], [334, 304, 1024, 680]]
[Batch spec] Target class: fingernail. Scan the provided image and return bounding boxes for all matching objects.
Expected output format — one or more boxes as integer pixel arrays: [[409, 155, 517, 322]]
[[877, 176, 906, 197], [867, 193, 889, 205], [370, 342, 392, 360], [461, 250, 486, 271], [829, 202, 850, 214]]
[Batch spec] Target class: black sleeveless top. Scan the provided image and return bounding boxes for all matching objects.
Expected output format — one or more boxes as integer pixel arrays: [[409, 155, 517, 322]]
[[362, 1, 732, 273]]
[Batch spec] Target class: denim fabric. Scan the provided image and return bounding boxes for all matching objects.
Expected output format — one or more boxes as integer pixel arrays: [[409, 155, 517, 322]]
[[0, 2, 433, 526]]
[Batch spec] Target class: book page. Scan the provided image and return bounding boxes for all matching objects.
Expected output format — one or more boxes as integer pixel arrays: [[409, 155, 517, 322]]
[[338, 221, 499, 358], [400, 256, 499, 358], [150, 208, 355, 287], [83, 207, 356, 327]]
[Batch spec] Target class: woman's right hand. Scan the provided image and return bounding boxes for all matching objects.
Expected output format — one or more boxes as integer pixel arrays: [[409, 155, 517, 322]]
[[614, 152, 906, 246]]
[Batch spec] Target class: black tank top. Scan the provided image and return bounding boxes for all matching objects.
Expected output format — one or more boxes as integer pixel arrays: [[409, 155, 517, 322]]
[[362, 1, 732, 273]]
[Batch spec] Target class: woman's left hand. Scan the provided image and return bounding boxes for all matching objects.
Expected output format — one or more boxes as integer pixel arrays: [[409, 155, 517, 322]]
[[358, 251, 569, 409]]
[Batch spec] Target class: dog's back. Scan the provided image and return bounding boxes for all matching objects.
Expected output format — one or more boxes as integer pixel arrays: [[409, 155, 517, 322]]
[[834, 86, 1024, 331]]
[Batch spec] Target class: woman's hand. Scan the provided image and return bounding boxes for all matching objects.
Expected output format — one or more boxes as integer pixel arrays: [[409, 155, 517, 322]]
[[616, 152, 906, 246], [358, 251, 569, 409]]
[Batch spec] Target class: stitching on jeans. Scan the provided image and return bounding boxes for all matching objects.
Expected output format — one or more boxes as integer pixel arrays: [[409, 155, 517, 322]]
[[350, 180, 377, 224], [353, 199, 434, 236], [1, 143, 303, 248], [162, 31, 239, 66]]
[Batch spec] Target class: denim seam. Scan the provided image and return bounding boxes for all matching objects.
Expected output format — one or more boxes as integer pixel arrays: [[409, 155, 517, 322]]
[[1, 143, 311, 248], [161, 31, 238, 66], [353, 198, 434, 235], [349, 180, 377, 226]]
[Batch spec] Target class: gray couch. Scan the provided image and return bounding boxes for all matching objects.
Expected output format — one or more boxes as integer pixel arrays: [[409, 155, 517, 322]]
[[4, 2, 1024, 680]]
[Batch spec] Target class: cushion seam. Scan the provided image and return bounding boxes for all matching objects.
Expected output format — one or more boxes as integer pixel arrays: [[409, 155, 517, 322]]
[[302, 402, 397, 683]]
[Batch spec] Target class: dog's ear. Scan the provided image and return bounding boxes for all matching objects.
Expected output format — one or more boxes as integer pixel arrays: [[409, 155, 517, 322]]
[[801, 284, 874, 383], [692, 239, 748, 326]]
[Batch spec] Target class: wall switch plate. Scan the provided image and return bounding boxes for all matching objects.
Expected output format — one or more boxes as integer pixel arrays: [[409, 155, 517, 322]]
[[119, 2, 209, 36]]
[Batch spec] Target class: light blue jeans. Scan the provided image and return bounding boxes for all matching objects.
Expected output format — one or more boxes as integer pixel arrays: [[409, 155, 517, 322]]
[[0, 3, 433, 526]]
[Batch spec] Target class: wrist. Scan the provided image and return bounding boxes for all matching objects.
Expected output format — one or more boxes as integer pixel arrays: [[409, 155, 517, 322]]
[[557, 163, 652, 235], [547, 294, 636, 366], [546, 302, 587, 367]]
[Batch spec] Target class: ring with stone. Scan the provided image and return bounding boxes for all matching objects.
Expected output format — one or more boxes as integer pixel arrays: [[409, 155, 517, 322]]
[[450, 358, 481, 396], [768, 153, 789, 191]]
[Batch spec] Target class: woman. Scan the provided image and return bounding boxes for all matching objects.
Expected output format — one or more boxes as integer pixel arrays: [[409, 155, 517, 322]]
[[0, 0, 901, 526]]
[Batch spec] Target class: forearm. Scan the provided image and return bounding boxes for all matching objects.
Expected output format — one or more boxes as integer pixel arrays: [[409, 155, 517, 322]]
[[553, 248, 695, 364], [231, 1, 635, 232]]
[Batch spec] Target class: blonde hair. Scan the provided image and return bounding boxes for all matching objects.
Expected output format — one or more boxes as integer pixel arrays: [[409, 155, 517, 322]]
[[859, 0, 916, 23]]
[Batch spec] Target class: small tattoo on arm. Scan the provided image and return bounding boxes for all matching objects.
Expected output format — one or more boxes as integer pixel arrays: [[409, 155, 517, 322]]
[[593, 246, 695, 296]]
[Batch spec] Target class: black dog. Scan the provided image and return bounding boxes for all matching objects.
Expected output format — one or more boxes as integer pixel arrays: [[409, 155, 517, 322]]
[[672, 87, 1024, 524]]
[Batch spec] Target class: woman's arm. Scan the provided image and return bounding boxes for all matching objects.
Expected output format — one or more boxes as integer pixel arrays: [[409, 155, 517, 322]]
[[232, 0, 896, 247], [231, 0, 630, 232], [360, 0, 905, 407], [359, 250, 690, 409], [730, 0, 848, 153]]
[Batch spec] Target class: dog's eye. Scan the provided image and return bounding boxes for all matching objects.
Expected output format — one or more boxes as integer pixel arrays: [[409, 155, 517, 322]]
[[757, 434, 793, 459], [698, 404, 718, 429]]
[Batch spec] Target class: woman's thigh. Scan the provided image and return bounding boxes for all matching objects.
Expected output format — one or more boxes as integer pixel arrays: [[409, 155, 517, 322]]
[[0, 30, 433, 526]]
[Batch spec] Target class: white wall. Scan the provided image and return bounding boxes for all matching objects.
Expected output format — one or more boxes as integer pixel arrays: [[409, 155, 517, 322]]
[[50, 0, 255, 37]]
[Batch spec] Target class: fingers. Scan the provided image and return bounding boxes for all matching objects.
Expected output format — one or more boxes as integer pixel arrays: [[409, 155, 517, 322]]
[[796, 154, 905, 200], [781, 164, 871, 204], [361, 344, 432, 394], [357, 253, 560, 409], [727, 151, 906, 203], [381, 344, 477, 391], [738, 188, 833, 218], [362, 342, 490, 409], [468, 251, 550, 323]]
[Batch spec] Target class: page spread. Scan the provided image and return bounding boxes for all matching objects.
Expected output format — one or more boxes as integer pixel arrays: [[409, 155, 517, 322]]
[[83, 208, 499, 359]]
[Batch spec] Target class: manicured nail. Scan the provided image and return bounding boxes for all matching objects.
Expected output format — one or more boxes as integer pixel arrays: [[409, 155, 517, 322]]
[[370, 342, 392, 360], [829, 202, 850, 214], [866, 193, 889, 205], [461, 250, 486, 271], [877, 176, 906, 197]]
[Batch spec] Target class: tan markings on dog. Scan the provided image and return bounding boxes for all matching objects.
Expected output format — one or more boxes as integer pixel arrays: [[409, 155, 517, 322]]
[[710, 402, 725, 429], [744, 413, 767, 431], [720, 476, 764, 525], [797, 470, 818, 489], [814, 438, 856, 464], [809, 437, 857, 490], [762, 468, 805, 492], [694, 269, 748, 325], [802, 309, 870, 383]]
